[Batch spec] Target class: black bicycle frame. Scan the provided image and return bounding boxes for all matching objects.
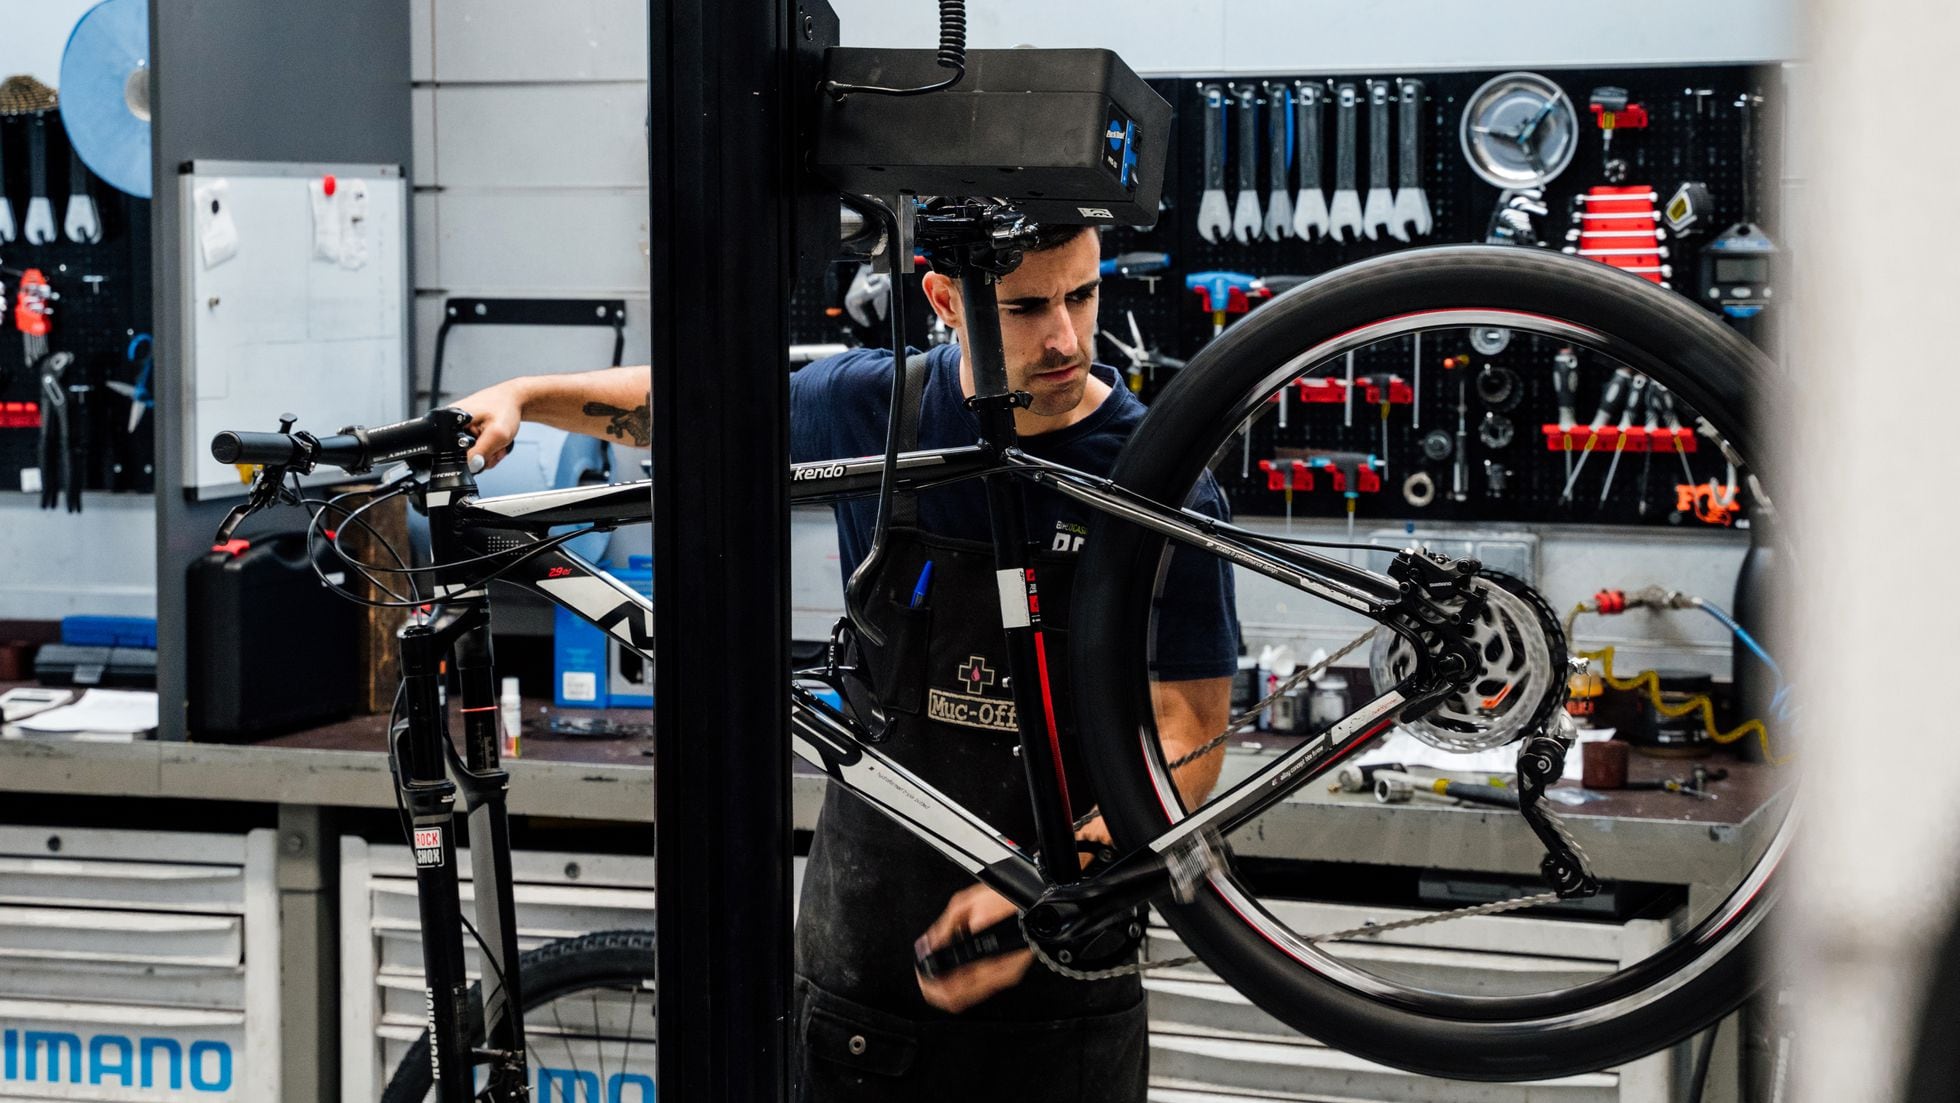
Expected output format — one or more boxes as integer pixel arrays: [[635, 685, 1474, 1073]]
[[400, 375, 1432, 1099]]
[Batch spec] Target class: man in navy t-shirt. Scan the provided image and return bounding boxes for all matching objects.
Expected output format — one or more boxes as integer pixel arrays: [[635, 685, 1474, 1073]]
[[453, 220, 1238, 1100]]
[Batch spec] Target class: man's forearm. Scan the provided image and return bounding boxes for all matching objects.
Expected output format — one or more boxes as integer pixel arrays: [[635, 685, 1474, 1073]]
[[1152, 676, 1234, 809], [516, 366, 653, 446]]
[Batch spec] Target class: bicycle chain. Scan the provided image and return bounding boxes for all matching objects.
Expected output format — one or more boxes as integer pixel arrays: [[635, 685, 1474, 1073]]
[[1069, 628, 1378, 837], [1172, 628, 1380, 772], [1035, 631, 1593, 982], [1024, 884, 1571, 982]]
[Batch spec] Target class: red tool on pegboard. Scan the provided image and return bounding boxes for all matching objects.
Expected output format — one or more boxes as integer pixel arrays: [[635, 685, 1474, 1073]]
[[1565, 186, 1670, 286]]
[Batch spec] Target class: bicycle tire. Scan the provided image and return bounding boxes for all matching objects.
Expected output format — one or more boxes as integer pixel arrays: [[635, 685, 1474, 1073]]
[[1069, 246, 1782, 1081], [380, 929, 657, 1103]]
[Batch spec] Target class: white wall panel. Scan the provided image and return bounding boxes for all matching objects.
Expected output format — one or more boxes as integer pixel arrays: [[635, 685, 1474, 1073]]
[[413, 191, 440, 295], [432, 0, 648, 82], [0, 496, 156, 619], [905, 0, 1230, 73], [6, 0, 102, 86], [1219, 0, 1797, 72], [433, 84, 648, 188], [410, 0, 435, 82], [431, 189, 649, 292], [414, 293, 651, 404], [827, 0, 1797, 71], [412, 88, 437, 186]]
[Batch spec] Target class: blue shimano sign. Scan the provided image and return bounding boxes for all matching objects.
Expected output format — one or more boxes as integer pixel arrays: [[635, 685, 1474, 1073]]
[[1, 1029, 233, 1093], [534, 1067, 654, 1102]]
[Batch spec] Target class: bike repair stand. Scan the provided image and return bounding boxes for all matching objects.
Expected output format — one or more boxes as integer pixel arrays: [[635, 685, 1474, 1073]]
[[911, 200, 1088, 884]]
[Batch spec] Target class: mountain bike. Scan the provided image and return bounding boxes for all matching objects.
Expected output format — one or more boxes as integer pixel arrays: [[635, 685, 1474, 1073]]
[[211, 218, 1784, 1098]]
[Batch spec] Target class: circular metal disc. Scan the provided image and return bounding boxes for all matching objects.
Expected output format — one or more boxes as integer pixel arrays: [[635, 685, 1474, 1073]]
[[1469, 326, 1513, 355], [1369, 570, 1565, 753], [1459, 71, 1578, 190]]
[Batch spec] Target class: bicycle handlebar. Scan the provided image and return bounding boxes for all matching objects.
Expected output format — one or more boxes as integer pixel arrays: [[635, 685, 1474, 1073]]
[[210, 410, 472, 474]]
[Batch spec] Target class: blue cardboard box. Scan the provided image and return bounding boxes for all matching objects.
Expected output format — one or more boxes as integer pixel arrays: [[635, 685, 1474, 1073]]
[[606, 557, 654, 708], [553, 556, 653, 709]]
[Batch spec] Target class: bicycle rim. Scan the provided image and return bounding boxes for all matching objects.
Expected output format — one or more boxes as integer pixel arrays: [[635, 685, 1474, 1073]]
[[381, 929, 657, 1102], [1070, 246, 1791, 1080]]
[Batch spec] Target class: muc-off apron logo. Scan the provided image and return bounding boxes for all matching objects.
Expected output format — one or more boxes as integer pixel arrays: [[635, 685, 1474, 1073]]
[[413, 827, 444, 867], [927, 654, 1017, 732], [1050, 520, 1088, 553]]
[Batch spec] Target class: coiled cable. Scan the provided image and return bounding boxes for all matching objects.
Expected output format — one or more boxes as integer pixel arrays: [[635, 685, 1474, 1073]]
[[824, 0, 965, 99]]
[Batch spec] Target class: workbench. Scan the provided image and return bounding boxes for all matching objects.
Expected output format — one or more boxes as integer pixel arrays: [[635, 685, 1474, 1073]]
[[0, 699, 1787, 1103]]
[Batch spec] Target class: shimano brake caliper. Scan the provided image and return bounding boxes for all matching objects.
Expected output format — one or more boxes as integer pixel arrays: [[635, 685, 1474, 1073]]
[[1381, 548, 1486, 721]]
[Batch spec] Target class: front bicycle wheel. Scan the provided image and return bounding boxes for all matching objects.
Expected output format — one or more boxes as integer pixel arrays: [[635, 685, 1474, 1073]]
[[1070, 246, 1789, 1081], [380, 929, 656, 1102]]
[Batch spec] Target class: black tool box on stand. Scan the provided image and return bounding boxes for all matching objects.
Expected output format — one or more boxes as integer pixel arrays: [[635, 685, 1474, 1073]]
[[188, 531, 362, 740]]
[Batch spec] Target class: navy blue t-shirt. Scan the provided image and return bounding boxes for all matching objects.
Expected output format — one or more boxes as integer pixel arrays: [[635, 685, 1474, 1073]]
[[790, 342, 1238, 681]]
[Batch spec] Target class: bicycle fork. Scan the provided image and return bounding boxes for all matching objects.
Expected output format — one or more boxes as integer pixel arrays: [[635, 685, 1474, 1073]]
[[396, 605, 529, 1102]]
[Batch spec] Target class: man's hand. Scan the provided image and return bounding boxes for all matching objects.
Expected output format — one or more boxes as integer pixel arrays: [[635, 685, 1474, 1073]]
[[915, 883, 1033, 1014], [450, 378, 531, 472], [915, 827, 1124, 1013]]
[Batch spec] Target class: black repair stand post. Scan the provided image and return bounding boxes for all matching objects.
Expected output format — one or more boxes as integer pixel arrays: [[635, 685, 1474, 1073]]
[[648, 0, 798, 1099]]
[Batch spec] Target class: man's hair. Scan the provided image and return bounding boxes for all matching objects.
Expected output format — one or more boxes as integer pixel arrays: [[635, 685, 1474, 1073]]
[[1023, 221, 1098, 254]]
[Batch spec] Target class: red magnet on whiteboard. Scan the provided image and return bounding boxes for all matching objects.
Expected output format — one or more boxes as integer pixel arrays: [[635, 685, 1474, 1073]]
[[323, 175, 337, 197]]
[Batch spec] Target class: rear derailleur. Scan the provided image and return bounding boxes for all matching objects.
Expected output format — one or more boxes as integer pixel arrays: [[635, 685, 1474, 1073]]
[[1515, 708, 1599, 899]]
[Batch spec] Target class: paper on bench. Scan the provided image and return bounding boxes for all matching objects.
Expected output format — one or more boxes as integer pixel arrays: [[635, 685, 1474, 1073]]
[[15, 688, 159, 735]]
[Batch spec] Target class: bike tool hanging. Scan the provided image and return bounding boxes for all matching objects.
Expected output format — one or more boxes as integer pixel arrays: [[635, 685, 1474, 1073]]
[[13, 268, 82, 512], [1185, 270, 1271, 477], [1699, 92, 1776, 339]]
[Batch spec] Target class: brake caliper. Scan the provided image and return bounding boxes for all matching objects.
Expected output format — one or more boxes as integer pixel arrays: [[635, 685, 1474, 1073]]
[[1381, 549, 1487, 722]]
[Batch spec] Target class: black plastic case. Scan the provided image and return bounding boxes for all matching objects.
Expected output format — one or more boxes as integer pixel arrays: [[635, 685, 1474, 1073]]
[[188, 532, 362, 741]]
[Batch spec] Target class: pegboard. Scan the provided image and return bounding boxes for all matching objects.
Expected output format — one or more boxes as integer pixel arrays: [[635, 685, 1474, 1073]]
[[0, 108, 154, 499], [789, 64, 1776, 530]]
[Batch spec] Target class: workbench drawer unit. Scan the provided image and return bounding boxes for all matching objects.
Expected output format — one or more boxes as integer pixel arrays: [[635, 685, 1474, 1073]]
[[1143, 899, 1674, 1103], [337, 837, 657, 1103], [0, 826, 280, 1102]]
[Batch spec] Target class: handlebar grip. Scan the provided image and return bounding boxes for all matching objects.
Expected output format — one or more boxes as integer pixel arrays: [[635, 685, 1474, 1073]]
[[213, 409, 465, 473], [211, 431, 304, 466]]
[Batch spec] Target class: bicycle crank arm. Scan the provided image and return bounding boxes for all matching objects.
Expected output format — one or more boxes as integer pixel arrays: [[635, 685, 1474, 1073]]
[[916, 919, 1029, 978]]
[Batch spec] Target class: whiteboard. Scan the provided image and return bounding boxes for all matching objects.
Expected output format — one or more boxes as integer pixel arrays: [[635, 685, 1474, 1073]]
[[180, 160, 409, 497]]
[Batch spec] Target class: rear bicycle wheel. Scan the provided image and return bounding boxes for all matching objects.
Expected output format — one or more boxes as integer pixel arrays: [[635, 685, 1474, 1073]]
[[380, 929, 656, 1102], [1069, 246, 1789, 1080]]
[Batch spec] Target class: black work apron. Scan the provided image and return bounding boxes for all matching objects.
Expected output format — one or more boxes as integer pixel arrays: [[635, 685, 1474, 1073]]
[[794, 357, 1145, 1101]]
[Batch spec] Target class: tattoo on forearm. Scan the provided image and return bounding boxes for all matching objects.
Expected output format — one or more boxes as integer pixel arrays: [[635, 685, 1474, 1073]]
[[583, 401, 651, 446]]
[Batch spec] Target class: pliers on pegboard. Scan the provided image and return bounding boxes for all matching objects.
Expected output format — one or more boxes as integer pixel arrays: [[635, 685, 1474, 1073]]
[[36, 351, 77, 512]]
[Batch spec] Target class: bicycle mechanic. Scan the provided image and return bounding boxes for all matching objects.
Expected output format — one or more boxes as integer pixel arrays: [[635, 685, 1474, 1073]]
[[453, 217, 1241, 1102]]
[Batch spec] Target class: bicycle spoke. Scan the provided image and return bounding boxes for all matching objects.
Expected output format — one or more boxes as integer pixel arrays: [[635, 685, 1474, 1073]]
[[549, 1000, 582, 1093], [1063, 253, 1792, 1077], [592, 991, 606, 1094], [620, 985, 638, 1089]]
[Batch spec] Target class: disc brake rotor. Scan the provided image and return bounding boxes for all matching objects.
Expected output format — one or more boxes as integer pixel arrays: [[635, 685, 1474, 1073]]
[[1370, 568, 1566, 752]]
